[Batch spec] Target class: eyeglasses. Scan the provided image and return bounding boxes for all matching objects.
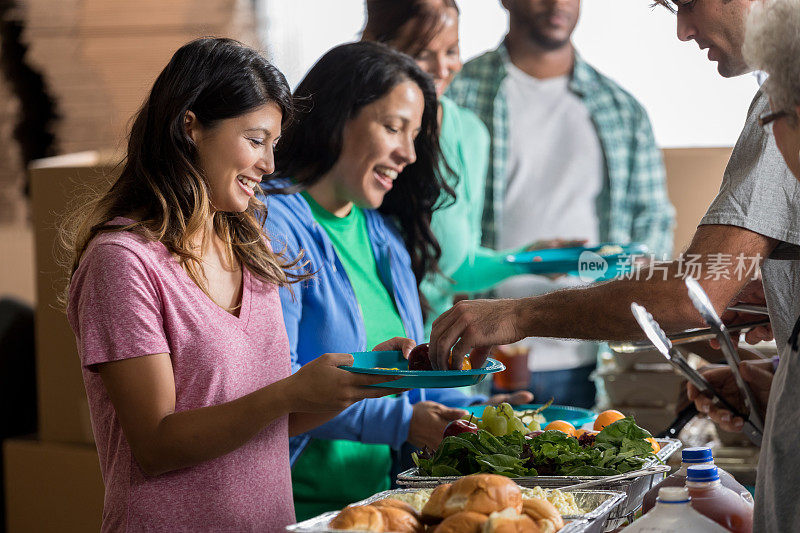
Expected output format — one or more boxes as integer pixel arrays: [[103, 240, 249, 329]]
[[759, 110, 790, 128]]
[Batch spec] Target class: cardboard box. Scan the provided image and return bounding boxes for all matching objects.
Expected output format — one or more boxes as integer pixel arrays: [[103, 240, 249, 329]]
[[14, 0, 260, 157], [598, 367, 685, 408], [30, 152, 120, 444], [3, 438, 103, 533], [663, 147, 733, 254], [615, 404, 679, 436], [0, 223, 35, 306]]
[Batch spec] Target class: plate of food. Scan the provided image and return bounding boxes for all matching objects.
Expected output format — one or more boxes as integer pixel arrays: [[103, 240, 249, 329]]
[[341, 344, 505, 389], [504, 243, 649, 278]]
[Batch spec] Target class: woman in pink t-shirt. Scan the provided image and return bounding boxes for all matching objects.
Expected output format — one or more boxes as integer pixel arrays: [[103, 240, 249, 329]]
[[63, 38, 406, 532]]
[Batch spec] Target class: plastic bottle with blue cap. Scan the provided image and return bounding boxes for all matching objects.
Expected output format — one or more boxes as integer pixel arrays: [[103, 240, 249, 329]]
[[686, 465, 753, 533], [621, 486, 727, 532], [642, 446, 752, 513]]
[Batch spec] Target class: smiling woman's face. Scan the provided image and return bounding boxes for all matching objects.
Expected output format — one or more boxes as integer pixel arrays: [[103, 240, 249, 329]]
[[411, 7, 461, 98], [188, 103, 283, 213], [325, 80, 425, 210]]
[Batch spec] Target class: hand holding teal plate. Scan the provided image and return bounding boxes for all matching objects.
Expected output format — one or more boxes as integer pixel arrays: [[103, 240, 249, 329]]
[[341, 351, 505, 388]]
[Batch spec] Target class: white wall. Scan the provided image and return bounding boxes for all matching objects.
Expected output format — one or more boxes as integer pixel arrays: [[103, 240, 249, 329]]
[[257, 0, 759, 148]]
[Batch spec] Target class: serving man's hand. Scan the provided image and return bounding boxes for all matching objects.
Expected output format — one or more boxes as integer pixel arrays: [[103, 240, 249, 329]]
[[686, 359, 773, 433], [429, 298, 531, 370], [407, 401, 469, 450], [712, 279, 773, 348]]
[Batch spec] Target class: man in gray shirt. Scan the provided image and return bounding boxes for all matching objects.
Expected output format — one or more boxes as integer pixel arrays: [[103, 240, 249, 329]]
[[430, 1, 795, 528]]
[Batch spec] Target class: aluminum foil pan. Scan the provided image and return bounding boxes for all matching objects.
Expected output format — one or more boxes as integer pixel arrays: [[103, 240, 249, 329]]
[[286, 488, 626, 533], [396, 437, 681, 521]]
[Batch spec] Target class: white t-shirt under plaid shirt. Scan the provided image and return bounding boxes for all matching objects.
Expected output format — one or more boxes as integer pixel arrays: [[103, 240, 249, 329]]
[[447, 44, 675, 259], [496, 62, 603, 371]]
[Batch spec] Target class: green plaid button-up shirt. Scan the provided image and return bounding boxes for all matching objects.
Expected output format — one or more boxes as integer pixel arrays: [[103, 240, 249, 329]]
[[447, 45, 675, 258]]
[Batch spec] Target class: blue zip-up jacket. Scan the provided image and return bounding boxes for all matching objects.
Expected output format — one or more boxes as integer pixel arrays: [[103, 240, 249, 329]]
[[262, 191, 485, 464]]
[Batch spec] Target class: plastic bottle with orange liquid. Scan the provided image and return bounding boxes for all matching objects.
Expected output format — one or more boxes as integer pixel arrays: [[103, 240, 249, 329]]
[[642, 447, 752, 514], [685, 465, 753, 533]]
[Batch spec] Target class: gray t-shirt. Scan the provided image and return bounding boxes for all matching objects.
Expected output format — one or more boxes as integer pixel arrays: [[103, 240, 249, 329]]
[[701, 90, 800, 532]]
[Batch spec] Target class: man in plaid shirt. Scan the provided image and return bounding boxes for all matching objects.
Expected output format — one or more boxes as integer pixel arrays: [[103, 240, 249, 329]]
[[447, 0, 674, 407]]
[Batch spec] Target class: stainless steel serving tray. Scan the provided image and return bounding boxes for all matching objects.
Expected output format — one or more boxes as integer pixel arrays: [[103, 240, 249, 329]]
[[396, 437, 681, 523], [286, 488, 627, 533]]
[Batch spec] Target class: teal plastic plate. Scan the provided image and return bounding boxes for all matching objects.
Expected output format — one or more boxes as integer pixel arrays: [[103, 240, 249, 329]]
[[341, 351, 505, 388], [464, 403, 596, 428], [504, 242, 649, 279]]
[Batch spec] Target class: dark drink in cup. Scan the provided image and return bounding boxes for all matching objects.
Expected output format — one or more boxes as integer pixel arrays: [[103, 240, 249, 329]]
[[492, 344, 530, 391]]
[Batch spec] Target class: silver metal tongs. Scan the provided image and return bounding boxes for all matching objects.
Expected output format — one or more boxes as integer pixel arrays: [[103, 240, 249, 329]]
[[630, 300, 763, 446], [683, 277, 764, 446], [629, 301, 754, 403], [609, 308, 770, 354]]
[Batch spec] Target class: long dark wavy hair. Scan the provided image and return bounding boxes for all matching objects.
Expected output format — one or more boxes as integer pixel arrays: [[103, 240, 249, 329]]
[[271, 41, 451, 312], [61, 37, 308, 305]]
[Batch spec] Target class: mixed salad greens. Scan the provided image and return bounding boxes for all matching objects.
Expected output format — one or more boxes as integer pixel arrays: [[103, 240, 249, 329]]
[[413, 418, 659, 478]]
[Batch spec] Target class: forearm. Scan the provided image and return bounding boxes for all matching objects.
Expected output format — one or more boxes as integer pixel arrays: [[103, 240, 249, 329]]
[[138, 379, 294, 476], [517, 267, 707, 341], [518, 226, 775, 341]]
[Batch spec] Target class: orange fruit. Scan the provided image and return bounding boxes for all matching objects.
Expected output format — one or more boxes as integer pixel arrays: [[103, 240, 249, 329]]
[[574, 429, 598, 439], [447, 355, 471, 370], [545, 420, 576, 436], [593, 410, 626, 431], [646, 437, 661, 454]]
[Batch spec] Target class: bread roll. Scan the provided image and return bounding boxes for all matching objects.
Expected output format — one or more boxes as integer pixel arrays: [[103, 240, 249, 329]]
[[432, 511, 488, 533], [521, 498, 564, 532], [421, 483, 453, 519], [484, 508, 539, 533], [372, 498, 420, 519], [376, 506, 423, 533], [442, 474, 522, 517], [329, 505, 385, 531]]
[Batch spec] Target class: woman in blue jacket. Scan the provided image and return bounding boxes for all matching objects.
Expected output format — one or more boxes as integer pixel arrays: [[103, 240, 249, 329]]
[[262, 42, 526, 519]]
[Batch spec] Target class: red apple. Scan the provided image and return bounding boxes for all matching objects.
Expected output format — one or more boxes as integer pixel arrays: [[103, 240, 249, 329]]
[[443, 418, 478, 438], [408, 343, 433, 370]]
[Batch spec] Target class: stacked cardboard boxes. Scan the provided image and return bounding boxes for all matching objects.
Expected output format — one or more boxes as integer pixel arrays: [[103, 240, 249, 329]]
[[12, 0, 260, 155], [4, 152, 117, 533]]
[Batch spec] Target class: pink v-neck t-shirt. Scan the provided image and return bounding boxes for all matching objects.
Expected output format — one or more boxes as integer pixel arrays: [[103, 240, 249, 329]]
[[67, 221, 294, 532]]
